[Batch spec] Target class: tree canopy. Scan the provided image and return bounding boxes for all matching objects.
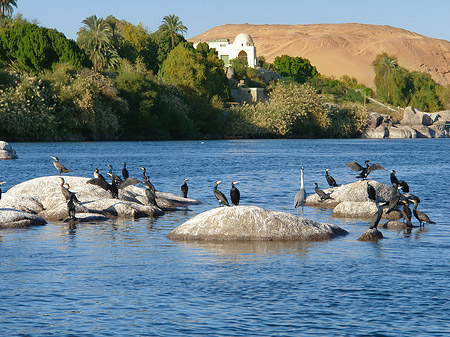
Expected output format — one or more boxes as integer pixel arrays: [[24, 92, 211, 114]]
[[274, 55, 319, 83]]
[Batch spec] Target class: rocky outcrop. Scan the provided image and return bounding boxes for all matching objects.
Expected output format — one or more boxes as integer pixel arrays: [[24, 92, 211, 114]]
[[0, 141, 18, 160], [168, 205, 348, 241], [363, 107, 448, 139], [0, 209, 46, 228], [0, 176, 200, 221], [306, 180, 401, 220]]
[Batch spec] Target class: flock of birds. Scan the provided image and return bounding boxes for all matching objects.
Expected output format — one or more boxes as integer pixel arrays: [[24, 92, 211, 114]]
[[0, 157, 435, 229], [49, 156, 242, 220], [294, 160, 435, 230]]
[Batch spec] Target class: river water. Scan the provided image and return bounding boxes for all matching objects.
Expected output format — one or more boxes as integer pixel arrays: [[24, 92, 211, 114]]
[[0, 139, 449, 336]]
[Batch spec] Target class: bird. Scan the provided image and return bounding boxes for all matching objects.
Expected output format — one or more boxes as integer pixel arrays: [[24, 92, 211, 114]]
[[389, 170, 409, 193], [214, 181, 230, 206], [58, 177, 80, 204], [181, 178, 189, 198], [369, 201, 385, 229], [93, 168, 105, 180], [107, 164, 122, 185], [0, 181, 5, 200], [230, 181, 240, 206], [385, 183, 402, 214], [325, 168, 338, 187], [51, 156, 72, 175], [400, 200, 413, 228], [122, 162, 129, 180], [143, 180, 158, 207], [346, 160, 384, 179], [411, 199, 435, 227], [67, 193, 77, 220], [294, 167, 307, 216], [366, 181, 376, 201], [314, 182, 331, 201], [139, 167, 156, 194], [87, 173, 140, 199]]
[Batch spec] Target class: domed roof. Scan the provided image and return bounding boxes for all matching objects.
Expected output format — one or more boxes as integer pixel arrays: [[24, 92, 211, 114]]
[[234, 33, 254, 46]]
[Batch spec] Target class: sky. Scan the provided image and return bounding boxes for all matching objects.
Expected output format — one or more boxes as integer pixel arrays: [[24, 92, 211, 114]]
[[15, 0, 450, 42]]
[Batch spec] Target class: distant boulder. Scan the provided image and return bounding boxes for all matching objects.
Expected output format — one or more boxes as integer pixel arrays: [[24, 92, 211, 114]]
[[0, 141, 18, 160], [0, 209, 46, 228], [362, 125, 388, 138], [168, 205, 348, 241], [401, 106, 433, 126], [1, 176, 200, 221], [387, 125, 417, 138]]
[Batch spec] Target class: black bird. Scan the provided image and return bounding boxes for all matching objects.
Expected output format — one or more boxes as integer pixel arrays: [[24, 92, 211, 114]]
[[107, 164, 122, 185], [346, 160, 384, 179], [369, 201, 384, 229], [389, 170, 409, 193], [139, 167, 155, 194], [214, 181, 230, 206], [140, 166, 149, 184], [385, 183, 402, 214], [0, 181, 5, 200], [400, 200, 413, 228], [230, 181, 240, 206], [58, 177, 80, 204], [314, 182, 331, 201], [94, 168, 105, 180], [122, 162, 129, 180], [294, 167, 307, 216], [412, 200, 435, 227], [51, 156, 72, 175], [87, 174, 140, 199], [181, 178, 189, 198], [366, 181, 376, 201], [67, 193, 77, 220], [325, 168, 338, 187], [143, 181, 158, 207]]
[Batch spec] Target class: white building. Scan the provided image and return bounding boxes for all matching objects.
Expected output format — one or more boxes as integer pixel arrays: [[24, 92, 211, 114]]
[[196, 33, 257, 68]]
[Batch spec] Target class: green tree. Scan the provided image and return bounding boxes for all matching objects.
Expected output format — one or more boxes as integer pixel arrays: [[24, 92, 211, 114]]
[[0, 0, 17, 17], [274, 55, 319, 83], [77, 15, 119, 72], [158, 14, 187, 48]]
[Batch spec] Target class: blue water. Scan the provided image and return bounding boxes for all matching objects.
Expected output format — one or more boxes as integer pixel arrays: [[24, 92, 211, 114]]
[[1, 139, 449, 336]]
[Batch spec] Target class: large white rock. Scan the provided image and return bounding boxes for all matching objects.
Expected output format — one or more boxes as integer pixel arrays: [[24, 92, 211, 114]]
[[1, 176, 200, 221], [168, 205, 348, 241], [0, 141, 18, 160], [401, 106, 433, 126], [0, 209, 46, 228]]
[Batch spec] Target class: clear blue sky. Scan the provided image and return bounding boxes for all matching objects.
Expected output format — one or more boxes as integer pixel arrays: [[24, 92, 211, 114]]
[[16, 0, 450, 42]]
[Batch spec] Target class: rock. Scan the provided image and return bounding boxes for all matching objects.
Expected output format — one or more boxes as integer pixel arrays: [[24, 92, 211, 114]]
[[387, 125, 417, 138], [362, 125, 388, 138], [367, 112, 383, 128], [0, 209, 47, 229], [358, 228, 384, 241], [62, 213, 110, 223], [401, 106, 433, 126], [428, 110, 450, 124], [379, 220, 417, 229], [168, 205, 348, 241], [0, 141, 18, 160], [333, 201, 400, 220], [1, 176, 200, 221]]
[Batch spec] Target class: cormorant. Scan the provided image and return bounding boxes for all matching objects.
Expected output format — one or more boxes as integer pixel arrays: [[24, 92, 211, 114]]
[[325, 168, 338, 187], [122, 162, 129, 180], [346, 160, 384, 179], [412, 199, 435, 227], [369, 201, 384, 229], [0, 181, 5, 200], [87, 173, 140, 199], [389, 170, 409, 192], [214, 181, 230, 206], [366, 181, 376, 201], [94, 168, 105, 180], [51, 156, 72, 175], [144, 181, 158, 207], [107, 164, 122, 185], [181, 178, 189, 198], [385, 183, 402, 214], [67, 193, 77, 220], [400, 200, 413, 227], [230, 181, 240, 206], [314, 182, 331, 201], [139, 167, 155, 194], [58, 177, 80, 204], [294, 167, 307, 216]]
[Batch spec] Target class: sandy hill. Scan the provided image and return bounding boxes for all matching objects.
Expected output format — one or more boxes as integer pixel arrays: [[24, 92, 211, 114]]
[[190, 23, 450, 88]]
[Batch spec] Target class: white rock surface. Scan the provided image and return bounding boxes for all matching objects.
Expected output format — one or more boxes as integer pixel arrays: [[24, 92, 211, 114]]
[[0, 209, 46, 228]]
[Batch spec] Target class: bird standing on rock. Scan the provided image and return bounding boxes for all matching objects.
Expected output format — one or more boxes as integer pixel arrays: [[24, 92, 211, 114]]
[[51, 156, 72, 175], [366, 181, 376, 201], [412, 199, 435, 227], [325, 169, 338, 187], [230, 181, 240, 206], [314, 183, 331, 201], [346, 160, 384, 180], [181, 178, 189, 198], [400, 200, 413, 228], [122, 162, 129, 180], [214, 181, 229, 206], [369, 201, 385, 229], [294, 167, 307, 216]]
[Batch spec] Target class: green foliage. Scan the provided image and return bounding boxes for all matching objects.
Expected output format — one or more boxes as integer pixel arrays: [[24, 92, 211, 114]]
[[0, 0, 17, 17], [230, 57, 249, 80], [326, 103, 368, 138], [158, 14, 187, 48], [274, 55, 319, 83], [0, 22, 89, 73]]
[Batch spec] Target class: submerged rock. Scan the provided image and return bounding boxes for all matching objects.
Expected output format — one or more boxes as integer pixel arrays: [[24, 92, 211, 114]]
[[0, 209, 46, 228], [167, 205, 348, 241], [1, 176, 200, 221], [358, 228, 384, 241]]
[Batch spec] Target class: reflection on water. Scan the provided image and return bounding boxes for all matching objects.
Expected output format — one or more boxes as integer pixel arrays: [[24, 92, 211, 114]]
[[1, 139, 450, 336]]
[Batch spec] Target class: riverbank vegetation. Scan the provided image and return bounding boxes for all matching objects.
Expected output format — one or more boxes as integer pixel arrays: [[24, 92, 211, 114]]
[[0, 7, 448, 141]]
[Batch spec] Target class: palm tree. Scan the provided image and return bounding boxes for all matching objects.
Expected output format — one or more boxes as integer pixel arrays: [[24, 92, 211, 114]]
[[77, 15, 118, 72], [158, 14, 187, 48], [0, 0, 17, 17]]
